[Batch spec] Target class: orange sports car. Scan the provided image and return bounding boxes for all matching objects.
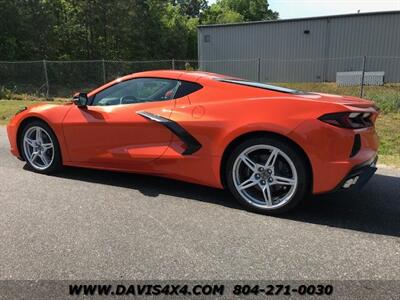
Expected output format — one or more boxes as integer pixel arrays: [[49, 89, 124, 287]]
[[7, 70, 379, 214]]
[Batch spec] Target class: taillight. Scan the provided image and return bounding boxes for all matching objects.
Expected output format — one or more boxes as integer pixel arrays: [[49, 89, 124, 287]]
[[318, 112, 373, 129]]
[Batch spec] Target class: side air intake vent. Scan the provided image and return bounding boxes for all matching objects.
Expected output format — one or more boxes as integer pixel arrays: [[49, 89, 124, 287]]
[[350, 134, 361, 157]]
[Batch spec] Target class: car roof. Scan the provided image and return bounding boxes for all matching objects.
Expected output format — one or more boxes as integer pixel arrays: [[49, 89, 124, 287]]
[[88, 70, 229, 97], [126, 70, 227, 81]]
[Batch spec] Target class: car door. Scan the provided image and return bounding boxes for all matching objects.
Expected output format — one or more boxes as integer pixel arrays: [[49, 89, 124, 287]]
[[62, 77, 180, 167]]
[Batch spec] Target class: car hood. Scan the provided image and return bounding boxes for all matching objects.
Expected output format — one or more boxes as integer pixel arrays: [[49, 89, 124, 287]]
[[23, 102, 71, 111], [10, 102, 73, 126]]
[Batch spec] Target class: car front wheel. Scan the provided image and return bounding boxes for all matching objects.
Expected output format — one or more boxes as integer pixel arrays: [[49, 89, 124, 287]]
[[226, 137, 309, 214], [20, 120, 62, 174]]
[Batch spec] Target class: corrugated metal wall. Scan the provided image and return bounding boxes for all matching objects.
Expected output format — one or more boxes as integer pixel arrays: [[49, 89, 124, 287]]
[[198, 12, 400, 82]]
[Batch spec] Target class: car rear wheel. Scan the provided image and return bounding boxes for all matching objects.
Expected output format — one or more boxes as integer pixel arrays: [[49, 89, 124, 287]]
[[226, 137, 309, 214], [20, 120, 62, 174]]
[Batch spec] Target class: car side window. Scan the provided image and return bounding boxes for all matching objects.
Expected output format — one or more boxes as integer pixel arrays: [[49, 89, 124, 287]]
[[92, 78, 180, 106], [174, 81, 203, 98]]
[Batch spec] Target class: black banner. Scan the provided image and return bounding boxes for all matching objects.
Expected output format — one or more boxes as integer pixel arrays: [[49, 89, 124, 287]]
[[0, 280, 399, 299]]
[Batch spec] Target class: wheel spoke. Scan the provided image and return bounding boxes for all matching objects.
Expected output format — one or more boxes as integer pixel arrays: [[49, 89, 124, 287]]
[[39, 153, 49, 166], [262, 184, 272, 206], [30, 151, 39, 162], [35, 128, 43, 143], [240, 154, 257, 171], [265, 149, 279, 168], [273, 176, 296, 186], [25, 138, 36, 147], [238, 177, 257, 190], [42, 143, 53, 151]]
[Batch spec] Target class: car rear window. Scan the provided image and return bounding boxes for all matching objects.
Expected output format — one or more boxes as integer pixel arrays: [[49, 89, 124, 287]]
[[217, 79, 309, 95]]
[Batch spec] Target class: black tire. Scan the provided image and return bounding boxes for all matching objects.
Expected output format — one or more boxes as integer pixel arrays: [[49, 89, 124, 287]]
[[225, 136, 309, 215], [19, 120, 62, 174]]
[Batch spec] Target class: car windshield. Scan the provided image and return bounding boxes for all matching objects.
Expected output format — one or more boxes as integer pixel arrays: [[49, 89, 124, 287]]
[[217, 78, 309, 95]]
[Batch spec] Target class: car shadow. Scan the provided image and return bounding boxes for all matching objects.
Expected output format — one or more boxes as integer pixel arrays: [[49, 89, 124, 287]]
[[283, 173, 400, 238], [48, 166, 400, 238]]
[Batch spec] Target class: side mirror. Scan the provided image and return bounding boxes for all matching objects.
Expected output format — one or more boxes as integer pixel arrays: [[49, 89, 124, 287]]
[[73, 92, 88, 108]]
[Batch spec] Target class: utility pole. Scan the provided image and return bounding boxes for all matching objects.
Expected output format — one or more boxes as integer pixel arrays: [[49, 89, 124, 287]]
[[360, 55, 366, 98]]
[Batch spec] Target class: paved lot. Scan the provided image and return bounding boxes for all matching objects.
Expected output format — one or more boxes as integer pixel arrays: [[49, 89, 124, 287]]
[[0, 126, 399, 280]]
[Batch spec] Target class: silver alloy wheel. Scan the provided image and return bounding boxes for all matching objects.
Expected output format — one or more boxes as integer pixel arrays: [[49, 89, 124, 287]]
[[232, 145, 298, 209], [23, 126, 54, 171]]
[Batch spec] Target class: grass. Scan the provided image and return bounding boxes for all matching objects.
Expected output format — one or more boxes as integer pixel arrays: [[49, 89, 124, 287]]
[[0, 100, 54, 125], [0, 82, 399, 167], [375, 113, 400, 168]]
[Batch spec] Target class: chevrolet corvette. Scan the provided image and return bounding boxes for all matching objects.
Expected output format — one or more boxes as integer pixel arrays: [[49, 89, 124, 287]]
[[7, 70, 379, 214]]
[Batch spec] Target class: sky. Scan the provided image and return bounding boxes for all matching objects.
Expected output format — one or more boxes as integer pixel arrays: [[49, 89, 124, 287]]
[[207, 0, 400, 19]]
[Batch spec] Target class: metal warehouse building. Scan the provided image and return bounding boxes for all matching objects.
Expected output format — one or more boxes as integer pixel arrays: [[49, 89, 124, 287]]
[[197, 11, 400, 82]]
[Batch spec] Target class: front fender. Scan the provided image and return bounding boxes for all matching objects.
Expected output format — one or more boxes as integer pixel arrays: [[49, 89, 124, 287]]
[[7, 104, 72, 161]]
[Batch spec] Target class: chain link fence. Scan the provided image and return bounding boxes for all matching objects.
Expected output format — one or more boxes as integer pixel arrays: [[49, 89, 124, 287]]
[[0, 57, 399, 98]]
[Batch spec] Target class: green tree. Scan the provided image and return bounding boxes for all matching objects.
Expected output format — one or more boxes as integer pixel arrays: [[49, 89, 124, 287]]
[[172, 0, 208, 18], [0, 0, 279, 61], [0, 0, 20, 60], [202, 3, 244, 24], [202, 0, 278, 24]]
